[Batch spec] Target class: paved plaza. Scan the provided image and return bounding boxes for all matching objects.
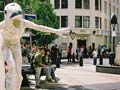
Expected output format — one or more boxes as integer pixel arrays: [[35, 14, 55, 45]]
[[21, 59, 120, 90]]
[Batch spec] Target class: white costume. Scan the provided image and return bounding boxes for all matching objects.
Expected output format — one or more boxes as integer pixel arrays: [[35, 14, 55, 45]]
[[0, 3, 69, 90]]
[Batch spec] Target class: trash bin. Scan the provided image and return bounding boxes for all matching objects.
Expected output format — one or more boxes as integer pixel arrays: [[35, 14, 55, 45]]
[[72, 53, 75, 63], [79, 57, 83, 66], [109, 52, 115, 66], [99, 55, 103, 65]]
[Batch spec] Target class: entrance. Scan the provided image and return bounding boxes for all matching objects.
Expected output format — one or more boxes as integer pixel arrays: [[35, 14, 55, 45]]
[[77, 40, 86, 48]]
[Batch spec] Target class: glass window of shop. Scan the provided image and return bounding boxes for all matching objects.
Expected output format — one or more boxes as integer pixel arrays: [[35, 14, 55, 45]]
[[75, 16, 82, 28], [83, 16, 90, 28], [75, 0, 82, 8], [61, 0, 68, 9], [84, 0, 90, 9], [61, 16, 68, 27], [54, 0, 60, 9]]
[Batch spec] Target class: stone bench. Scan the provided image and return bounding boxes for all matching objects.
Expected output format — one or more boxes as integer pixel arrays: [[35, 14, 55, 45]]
[[96, 65, 120, 75]]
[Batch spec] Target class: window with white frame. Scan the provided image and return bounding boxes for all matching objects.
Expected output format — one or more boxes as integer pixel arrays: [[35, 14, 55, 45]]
[[84, 0, 90, 9], [75, 0, 82, 8], [95, 17, 99, 28], [61, 16, 68, 27], [75, 16, 82, 28], [83, 16, 90, 28], [95, 0, 99, 10], [61, 0, 68, 9], [54, 0, 60, 9]]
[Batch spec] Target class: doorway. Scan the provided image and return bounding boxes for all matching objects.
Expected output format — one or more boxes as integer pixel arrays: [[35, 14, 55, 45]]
[[77, 40, 86, 48]]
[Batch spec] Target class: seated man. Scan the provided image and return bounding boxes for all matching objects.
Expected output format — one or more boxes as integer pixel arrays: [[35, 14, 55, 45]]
[[42, 49, 60, 83], [34, 47, 52, 88]]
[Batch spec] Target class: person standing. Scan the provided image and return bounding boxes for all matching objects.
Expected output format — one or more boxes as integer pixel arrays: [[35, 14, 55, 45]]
[[22, 44, 29, 64], [92, 49, 98, 65], [58, 45, 62, 63], [51, 44, 58, 64], [79, 47, 84, 66], [67, 46, 72, 63]]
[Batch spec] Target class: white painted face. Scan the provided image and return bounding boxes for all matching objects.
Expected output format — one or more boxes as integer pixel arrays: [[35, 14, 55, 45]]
[[4, 3, 23, 20]]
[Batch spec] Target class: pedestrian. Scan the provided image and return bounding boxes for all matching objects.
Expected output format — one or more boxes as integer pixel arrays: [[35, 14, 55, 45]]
[[51, 44, 58, 64], [21, 44, 29, 64], [67, 46, 72, 63], [79, 47, 84, 66], [92, 49, 98, 65]]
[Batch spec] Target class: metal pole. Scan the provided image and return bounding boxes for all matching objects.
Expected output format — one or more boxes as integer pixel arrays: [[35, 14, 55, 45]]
[[113, 25, 115, 52], [109, 0, 112, 49]]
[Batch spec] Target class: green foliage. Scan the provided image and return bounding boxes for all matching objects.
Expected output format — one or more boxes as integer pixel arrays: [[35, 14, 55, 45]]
[[18, 0, 59, 46]]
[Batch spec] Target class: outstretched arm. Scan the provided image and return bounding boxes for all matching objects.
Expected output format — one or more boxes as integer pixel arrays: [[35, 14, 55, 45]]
[[23, 19, 69, 36]]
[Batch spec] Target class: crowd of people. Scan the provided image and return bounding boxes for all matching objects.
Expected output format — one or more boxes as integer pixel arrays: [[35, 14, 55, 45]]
[[20, 43, 114, 87], [76, 44, 111, 59], [21, 43, 61, 88]]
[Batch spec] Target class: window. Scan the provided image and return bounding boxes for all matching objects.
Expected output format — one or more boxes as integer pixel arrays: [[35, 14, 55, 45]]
[[56, 16, 60, 28], [75, 16, 82, 28], [100, 0, 102, 11], [95, 0, 99, 10], [84, 0, 90, 9], [61, 0, 68, 9], [104, 1, 107, 14], [83, 16, 90, 28], [61, 16, 68, 27], [100, 17, 102, 29], [54, 0, 60, 9], [95, 17, 99, 28], [75, 0, 82, 8]]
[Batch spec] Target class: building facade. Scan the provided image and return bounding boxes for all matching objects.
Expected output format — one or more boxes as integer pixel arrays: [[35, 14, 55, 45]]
[[50, 0, 120, 53]]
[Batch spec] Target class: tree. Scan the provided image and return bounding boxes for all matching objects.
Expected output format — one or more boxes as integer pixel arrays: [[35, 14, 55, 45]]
[[18, 0, 59, 46]]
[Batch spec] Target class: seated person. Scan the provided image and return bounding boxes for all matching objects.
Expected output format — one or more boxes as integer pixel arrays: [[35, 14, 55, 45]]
[[42, 49, 60, 83], [34, 47, 52, 88]]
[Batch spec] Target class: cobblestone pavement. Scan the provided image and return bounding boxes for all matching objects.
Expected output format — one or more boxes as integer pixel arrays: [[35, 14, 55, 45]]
[[21, 58, 120, 90]]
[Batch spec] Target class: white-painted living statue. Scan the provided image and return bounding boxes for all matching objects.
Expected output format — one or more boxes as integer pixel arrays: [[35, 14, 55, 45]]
[[0, 3, 69, 90]]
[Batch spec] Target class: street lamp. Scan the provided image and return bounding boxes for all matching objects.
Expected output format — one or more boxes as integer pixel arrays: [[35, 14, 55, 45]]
[[69, 30, 76, 40], [111, 13, 118, 52]]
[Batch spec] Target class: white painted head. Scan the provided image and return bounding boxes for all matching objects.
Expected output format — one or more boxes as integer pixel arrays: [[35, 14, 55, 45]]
[[4, 3, 23, 20]]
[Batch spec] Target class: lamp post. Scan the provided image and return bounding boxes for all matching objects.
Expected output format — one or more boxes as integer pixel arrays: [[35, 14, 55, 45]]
[[69, 30, 76, 40], [111, 13, 118, 52], [69, 30, 76, 63]]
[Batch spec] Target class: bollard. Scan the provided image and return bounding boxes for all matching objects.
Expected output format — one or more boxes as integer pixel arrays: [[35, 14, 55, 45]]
[[109, 52, 115, 66], [79, 57, 83, 66], [72, 53, 75, 63], [99, 55, 103, 65]]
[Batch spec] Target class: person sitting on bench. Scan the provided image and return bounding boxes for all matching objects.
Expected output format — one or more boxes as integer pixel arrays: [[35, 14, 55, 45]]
[[42, 49, 60, 83], [34, 47, 53, 88]]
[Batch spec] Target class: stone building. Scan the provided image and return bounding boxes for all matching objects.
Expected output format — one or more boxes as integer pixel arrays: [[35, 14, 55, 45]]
[[50, 0, 120, 54]]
